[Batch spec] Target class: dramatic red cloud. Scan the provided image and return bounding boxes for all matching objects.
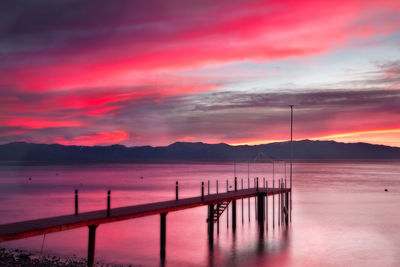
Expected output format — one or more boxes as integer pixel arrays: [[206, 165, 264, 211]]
[[52, 130, 130, 146], [1, 0, 399, 92], [4, 118, 85, 129], [0, 130, 26, 137]]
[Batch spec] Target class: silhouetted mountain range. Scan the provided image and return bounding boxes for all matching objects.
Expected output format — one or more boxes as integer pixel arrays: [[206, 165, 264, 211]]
[[0, 140, 399, 163]]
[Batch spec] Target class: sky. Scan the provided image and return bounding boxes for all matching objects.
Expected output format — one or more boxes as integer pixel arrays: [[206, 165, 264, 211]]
[[0, 0, 400, 147]]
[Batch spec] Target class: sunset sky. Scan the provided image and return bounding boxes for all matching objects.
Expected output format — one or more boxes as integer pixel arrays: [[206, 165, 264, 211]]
[[1, 0, 399, 147]]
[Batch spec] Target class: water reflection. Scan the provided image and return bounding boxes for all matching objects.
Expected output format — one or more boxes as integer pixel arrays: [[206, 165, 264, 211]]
[[205, 224, 291, 267], [1, 161, 400, 266]]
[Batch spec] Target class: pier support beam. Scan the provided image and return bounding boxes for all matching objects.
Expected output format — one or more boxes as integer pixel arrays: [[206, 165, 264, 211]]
[[160, 213, 167, 259], [217, 203, 220, 234], [232, 200, 236, 232], [208, 204, 214, 246], [87, 224, 98, 267], [257, 194, 265, 232], [285, 192, 289, 226]]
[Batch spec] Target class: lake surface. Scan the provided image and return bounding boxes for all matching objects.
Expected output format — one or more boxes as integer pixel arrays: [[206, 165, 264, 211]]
[[0, 161, 399, 266]]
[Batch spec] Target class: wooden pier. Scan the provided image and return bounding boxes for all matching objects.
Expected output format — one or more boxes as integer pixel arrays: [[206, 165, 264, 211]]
[[0, 179, 291, 267]]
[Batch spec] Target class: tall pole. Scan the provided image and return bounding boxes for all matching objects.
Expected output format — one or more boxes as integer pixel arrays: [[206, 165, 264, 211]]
[[289, 105, 293, 222]]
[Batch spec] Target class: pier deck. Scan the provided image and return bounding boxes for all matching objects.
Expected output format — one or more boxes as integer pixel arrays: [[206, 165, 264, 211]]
[[0, 187, 289, 242]]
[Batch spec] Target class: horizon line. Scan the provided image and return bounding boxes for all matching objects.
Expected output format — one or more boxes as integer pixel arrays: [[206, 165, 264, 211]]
[[2, 138, 400, 149]]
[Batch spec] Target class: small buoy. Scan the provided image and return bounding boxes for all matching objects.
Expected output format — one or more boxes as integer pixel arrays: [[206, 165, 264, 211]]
[[28, 177, 32, 181], [140, 176, 144, 179], [384, 189, 388, 192], [56, 173, 58, 176]]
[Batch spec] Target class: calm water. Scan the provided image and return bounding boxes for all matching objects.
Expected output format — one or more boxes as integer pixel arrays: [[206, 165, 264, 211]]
[[0, 161, 399, 266]]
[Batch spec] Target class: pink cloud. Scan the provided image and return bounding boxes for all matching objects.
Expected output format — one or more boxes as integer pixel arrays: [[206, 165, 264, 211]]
[[1, 0, 399, 92], [4, 118, 85, 129]]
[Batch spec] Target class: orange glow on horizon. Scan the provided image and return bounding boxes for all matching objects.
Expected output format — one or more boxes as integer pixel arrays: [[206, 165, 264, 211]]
[[230, 128, 400, 147]]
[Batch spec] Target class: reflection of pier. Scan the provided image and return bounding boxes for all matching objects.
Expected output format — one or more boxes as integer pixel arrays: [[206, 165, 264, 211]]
[[0, 179, 291, 266]]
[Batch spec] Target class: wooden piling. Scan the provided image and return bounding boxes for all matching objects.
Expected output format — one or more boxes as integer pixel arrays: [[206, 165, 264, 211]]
[[217, 203, 220, 234], [285, 191, 289, 226], [282, 180, 284, 225], [248, 178, 250, 222], [273, 179, 275, 229], [255, 178, 257, 220], [241, 178, 244, 225], [233, 177, 237, 231], [87, 225, 98, 267], [232, 198, 236, 232], [266, 181, 268, 230], [201, 182, 204, 201], [278, 180, 281, 226], [208, 180, 210, 195], [208, 205, 214, 245], [74, 189, 78, 215], [257, 194, 264, 233], [176, 181, 178, 201], [160, 213, 167, 258], [107, 190, 111, 217], [226, 179, 229, 228]]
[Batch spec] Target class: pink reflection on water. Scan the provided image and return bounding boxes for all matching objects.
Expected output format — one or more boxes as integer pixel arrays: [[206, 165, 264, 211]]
[[1, 161, 400, 266]]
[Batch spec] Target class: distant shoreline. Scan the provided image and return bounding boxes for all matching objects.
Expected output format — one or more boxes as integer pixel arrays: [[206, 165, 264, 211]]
[[1, 140, 400, 164], [1, 158, 400, 166]]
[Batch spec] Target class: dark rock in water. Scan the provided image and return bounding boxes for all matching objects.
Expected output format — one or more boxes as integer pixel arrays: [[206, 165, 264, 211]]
[[385, 188, 388, 192]]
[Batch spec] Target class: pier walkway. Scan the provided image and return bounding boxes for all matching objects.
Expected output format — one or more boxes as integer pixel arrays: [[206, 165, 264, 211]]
[[0, 180, 291, 266]]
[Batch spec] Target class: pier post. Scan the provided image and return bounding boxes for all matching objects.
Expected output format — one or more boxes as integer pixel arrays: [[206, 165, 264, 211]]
[[232, 177, 237, 232], [217, 203, 220, 234], [278, 180, 281, 226], [281, 182, 285, 225], [216, 180, 218, 194], [208, 180, 210, 195], [257, 194, 265, 232], [273, 179, 275, 229], [255, 178, 258, 220], [201, 182, 204, 201], [160, 213, 167, 259], [75, 189, 78, 215], [241, 178, 244, 225], [279, 180, 281, 226], [87, 224, 98, 267], [257, 177, 259, 192], [285, 191, 289, 226], [176, 181, 178, 200], [208, 204, 214, 245], [266, 181, 268, 230], [226, 180, 229, 228], [235, 177, 237, 192], [227, 202, 229, 228], [248, 178, 250, 222], [107, 190, 111, 217], [232, 198, 236, 232]]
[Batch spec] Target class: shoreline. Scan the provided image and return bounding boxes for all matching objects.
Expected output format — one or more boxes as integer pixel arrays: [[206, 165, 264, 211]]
[[0, 247, 135, 267]]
